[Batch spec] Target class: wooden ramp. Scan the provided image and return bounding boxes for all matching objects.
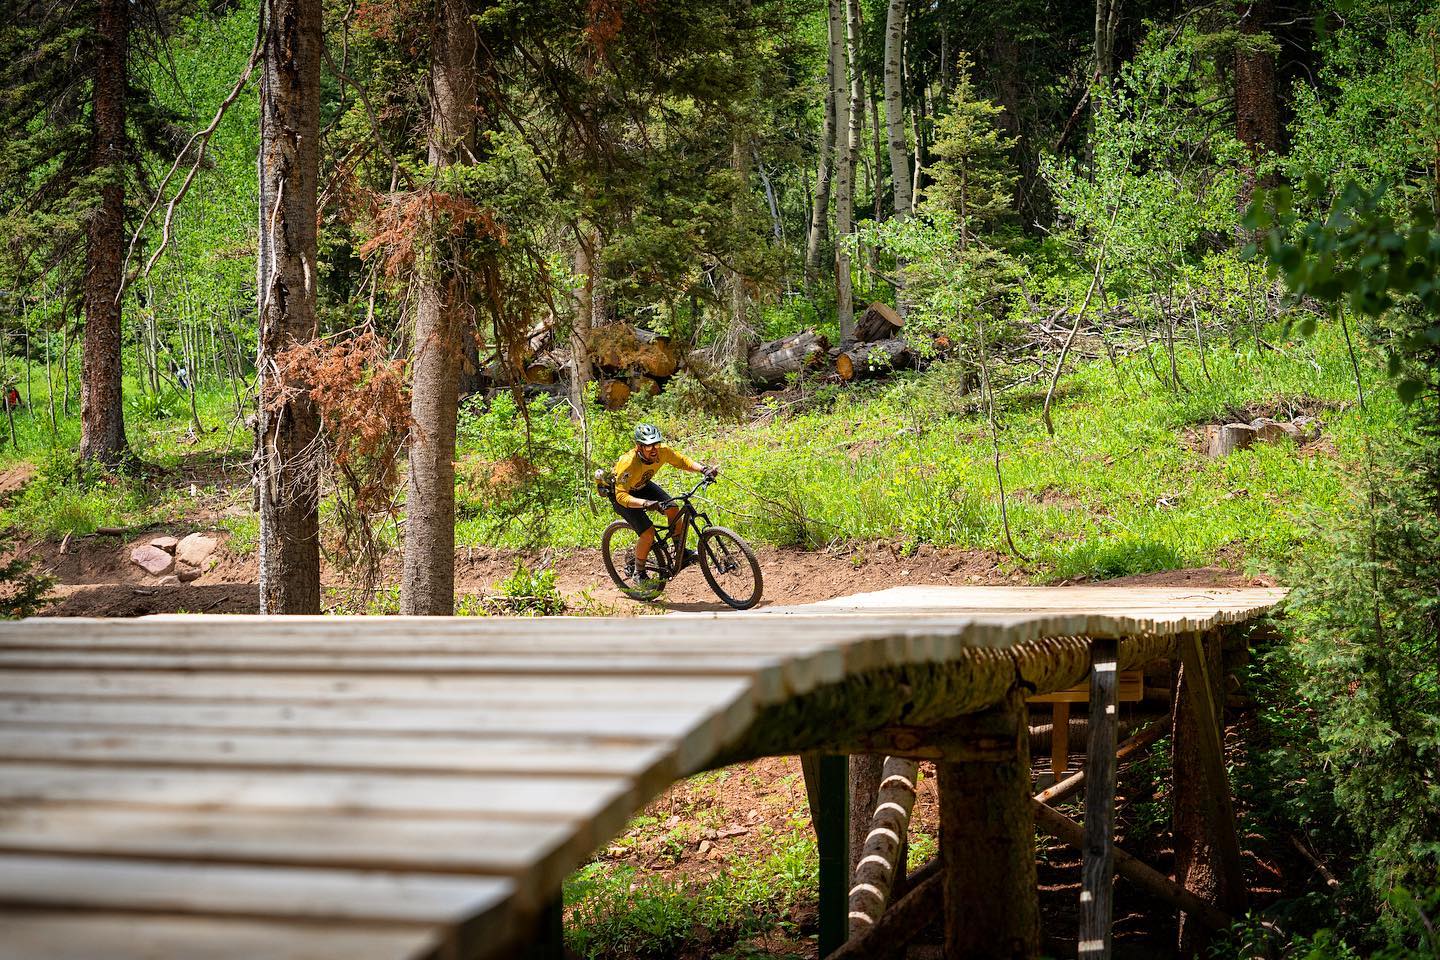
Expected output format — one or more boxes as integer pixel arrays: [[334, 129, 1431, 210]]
[[0, 585, 1284, 959]]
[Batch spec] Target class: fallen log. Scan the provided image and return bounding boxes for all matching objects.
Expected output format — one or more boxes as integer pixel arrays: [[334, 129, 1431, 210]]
[[589, 324, 681, 378], [855, 301, 903, 343], [748, 330, 829, 386], [836, 338, 914, 381]]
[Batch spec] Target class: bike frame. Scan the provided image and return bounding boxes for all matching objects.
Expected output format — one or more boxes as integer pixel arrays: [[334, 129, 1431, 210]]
[[651, 477, 715, 574]]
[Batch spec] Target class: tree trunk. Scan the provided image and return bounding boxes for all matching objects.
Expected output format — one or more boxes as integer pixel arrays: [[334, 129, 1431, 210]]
[[1234, 0, 1278, 208], [77, 0, 129, 466], [256, 0, 323, 615], [805, 55, 837, 288], [1173, 633, 1232, 956], [401, 0, 478, 617], [567, 230, 596, 413], [724, 130, 752, 370], [1095, 0, 1122, 81], [883, 0, 911, 220], [832, 0, 855, 342]]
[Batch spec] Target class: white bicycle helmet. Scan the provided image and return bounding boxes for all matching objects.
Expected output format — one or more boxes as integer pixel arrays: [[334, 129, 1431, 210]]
[[634, 423, 664, 445]]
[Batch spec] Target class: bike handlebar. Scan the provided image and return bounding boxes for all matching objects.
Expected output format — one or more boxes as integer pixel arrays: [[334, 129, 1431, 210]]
[[652, 475, 714, 510]]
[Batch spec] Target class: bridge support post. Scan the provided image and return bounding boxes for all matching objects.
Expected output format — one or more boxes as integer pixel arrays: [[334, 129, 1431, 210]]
[[1172, 629, 1246, 956], [938, 690, 1040, 960], [1079, 636, 1120, 960], [802, 752, 850, 957]]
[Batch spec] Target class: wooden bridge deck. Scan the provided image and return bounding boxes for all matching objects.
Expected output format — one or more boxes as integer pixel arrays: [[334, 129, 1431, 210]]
[[0, 585, 1285, 959]]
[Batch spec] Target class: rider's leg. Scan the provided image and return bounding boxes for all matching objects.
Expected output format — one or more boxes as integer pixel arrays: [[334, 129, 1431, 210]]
[[635, 526, 655, 568], [667, 505, 686, 563]]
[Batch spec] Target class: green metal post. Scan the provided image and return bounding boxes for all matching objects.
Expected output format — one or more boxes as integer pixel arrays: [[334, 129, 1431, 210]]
[[802, 752, 850, 957]]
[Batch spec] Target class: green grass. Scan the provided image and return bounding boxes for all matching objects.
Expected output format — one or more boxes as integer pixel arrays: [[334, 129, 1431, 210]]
[[454, 321, 1396, 581], [563, 830, 818, 959]]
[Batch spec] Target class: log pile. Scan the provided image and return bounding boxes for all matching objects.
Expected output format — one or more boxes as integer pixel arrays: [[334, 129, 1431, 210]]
[[746, 301, 924, 387]]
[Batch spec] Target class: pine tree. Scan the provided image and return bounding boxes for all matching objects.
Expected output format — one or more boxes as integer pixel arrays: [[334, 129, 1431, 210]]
[[924, 52, 1017, 249]]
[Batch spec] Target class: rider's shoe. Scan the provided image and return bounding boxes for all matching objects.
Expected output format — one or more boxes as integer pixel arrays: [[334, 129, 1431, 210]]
[[624, 557, 638, 580], [683, 548, 700, 569]]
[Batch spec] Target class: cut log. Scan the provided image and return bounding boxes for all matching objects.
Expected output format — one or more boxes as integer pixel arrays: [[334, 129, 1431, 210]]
[[1204, 423, 1256, 458], [599, 379, 631, 410], [747, 330, 830, 386], [855, 301, 903, 343], [628, 375, 661, 398], [523, 362, 559, 385], [589, 324, 681, 378], [1250, 419, 1302, 445], [836, 338, 913, 381]]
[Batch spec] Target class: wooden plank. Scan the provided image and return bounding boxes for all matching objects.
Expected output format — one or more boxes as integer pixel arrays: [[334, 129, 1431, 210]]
[[0, 762, 632, 821], [0, 697, 721, 742], [0, 910, 436, 960], [0, 728, 675, 778], [0, 853, 514, 926], [0, 670, 753, 706], [1079, 637, 1120, 960], [0, 804, 575, 877]]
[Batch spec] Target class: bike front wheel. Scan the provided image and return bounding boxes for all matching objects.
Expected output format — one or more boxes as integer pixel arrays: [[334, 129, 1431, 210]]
[[601, 520, 672, 601], [698, 527, 763, 609]]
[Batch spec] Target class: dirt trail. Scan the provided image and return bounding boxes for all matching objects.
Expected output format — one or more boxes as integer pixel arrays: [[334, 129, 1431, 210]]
[[30, 528, 1274, 618]]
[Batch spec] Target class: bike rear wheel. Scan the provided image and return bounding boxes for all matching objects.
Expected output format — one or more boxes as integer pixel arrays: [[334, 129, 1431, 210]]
[[601, 520, 672, 601], [698, 527, 762, 609]]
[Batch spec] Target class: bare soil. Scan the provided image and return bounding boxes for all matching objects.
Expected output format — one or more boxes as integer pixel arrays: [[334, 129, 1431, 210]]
[[29, 529, 1273, 618]]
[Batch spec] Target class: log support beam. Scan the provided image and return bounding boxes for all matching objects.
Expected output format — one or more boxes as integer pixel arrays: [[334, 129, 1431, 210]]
[[1172, 629, 1246, 956], [938, 691, 1040, 960]]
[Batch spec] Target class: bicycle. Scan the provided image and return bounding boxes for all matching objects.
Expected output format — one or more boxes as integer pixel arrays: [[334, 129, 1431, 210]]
[[599, 475, 763, 609]]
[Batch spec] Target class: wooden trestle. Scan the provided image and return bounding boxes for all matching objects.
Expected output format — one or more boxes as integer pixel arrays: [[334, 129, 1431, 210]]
[[0, 585, 1283, 959]]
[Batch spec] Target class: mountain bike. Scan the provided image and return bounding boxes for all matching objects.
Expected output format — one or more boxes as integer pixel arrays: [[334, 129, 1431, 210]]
[[600, 476, 763, 609]]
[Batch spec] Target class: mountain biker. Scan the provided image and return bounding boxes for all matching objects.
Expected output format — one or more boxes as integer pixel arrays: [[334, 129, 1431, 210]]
[[611, 423, 718, 584]]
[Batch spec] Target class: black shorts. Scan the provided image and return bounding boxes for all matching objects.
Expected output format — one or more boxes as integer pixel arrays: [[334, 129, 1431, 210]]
[[616, 480, 669, 534]]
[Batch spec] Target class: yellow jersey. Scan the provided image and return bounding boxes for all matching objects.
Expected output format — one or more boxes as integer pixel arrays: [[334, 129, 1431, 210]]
[[612, 445, 702, 508]]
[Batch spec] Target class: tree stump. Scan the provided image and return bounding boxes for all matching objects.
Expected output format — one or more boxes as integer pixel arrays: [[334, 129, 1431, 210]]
[[1204, 423, 1256, 458]]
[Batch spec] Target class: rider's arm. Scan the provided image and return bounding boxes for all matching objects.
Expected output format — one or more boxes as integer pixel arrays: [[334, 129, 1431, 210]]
[[659, 447, 704, 472]]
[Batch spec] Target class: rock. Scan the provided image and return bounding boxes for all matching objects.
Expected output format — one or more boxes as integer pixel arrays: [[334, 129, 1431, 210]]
[[156, 575, 181, 586], [697, 839, 712, 856], [150, 536, 179, 553], [176, 562, 203, 583], [176, 533, 218, 567], [130, 545, 174, 576]]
